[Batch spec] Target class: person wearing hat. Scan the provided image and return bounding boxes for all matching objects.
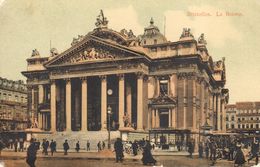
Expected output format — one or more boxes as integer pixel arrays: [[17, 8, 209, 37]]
[[26, 138, 38, 167], [234, 143, 246, 167], [63, 139, 70, 155], [248, 138, 259, 165]]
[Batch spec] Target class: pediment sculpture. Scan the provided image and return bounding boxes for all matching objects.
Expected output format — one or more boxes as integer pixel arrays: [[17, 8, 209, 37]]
[[66, 47, 116, 64]]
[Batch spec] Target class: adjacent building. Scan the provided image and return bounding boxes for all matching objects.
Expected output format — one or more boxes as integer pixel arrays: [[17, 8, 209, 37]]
[[226, 102, 260, 134], [21, 11, 228, 146], [0, 77, 28, 131]]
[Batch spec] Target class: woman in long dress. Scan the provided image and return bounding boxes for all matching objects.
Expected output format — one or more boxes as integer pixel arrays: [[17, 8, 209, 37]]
[[234, 144, 246, 167], [141, 140, 157, 165]]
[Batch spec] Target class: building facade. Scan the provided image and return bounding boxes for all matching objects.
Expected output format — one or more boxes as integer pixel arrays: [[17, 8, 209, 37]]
[[22, 11, 228, 143], [226, 102, 260, 133], [226, 104, 236, 130], [0, 77, 28, 131]]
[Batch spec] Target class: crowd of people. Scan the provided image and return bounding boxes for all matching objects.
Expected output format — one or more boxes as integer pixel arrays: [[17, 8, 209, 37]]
[[4, 135, 260, 167], [185, 136, 260, 166]]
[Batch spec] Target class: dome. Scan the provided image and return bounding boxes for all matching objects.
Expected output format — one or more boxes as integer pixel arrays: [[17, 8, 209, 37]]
[[139, 18, 167, 46]]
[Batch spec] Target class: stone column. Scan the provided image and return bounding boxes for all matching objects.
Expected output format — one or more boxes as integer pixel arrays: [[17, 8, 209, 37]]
[[66, 79, 71, 131], [222, 100, 226, 131], [155, 109, 159, 128], [50, 80, 56, 132], [137, 73, 143, 130], [126, 84, 132, 124], [192, 80, 196, 130], [183, 79, 187, 129], [168, 109, 172, 127], [31, 87, 35, 123], [38, 113, 42, 129], [151, 109, 155, 128], [154, 77, 160, 97], [172, 108, 176, 128], [217, 94, 221, 131], [81, 77, 88, 131], [170, 74, 177, 96], [100, 76, 107, 130], [201, 83, 205, 125], [38, 85, 44, 104], [118, 74, 125, 129]]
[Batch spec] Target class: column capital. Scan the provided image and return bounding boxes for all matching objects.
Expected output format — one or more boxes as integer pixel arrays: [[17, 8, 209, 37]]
[[117, 74, 125, 80], [64, 78, 71, 84], [136, 72, 144, 79], [50, 79, 56, 84], [80, 77, 88, 82], [99, 75, 107, 81]]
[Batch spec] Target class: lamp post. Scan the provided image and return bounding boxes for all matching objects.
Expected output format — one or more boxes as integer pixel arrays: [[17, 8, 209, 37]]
[[107, 105, 112, 149]]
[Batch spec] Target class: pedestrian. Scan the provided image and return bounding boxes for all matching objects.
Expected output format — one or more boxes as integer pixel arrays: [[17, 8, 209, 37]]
[[76, 141, 80, 153], [97, 141, 101, 152], [14, 139, 18, 152], [0, 139, 5, 156], [114, 138, 124, 163], [50, 140, 56, 156], [63, 139, 70, 155], [41, 139, 45, 154], [141, 140, 156, 165], [132, 140, 138, 156], [26, 138, 38, 167], [45, 140, 49, 155], [198, 142, 203, 158], [234, 144, 246, 167], [205, 142, 209, 159], [19, 139, 24, 152], [86, 140, 90, 151], [248, 139, 259, 165], [102, 141, 105, 150], [187, 139, 194, 158], [209, 139, 217, 166]]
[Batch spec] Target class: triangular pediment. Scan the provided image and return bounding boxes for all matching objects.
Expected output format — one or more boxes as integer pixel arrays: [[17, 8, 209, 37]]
[[45, 35, 148, 67]]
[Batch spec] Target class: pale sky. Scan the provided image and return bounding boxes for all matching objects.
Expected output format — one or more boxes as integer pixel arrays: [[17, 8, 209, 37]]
[[0, 0, 259, 104]]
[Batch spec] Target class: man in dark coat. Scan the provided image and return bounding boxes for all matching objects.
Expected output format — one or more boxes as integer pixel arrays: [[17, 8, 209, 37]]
[[76, 141, 80, 153], [86, 140, 90, 151], [97, 141, 101, 152], [187, 140, 194, 158], [114, 138, 124, 162], [132, 140, 138, 156], [19, 139, 24, 152], [198, 142, 203, 158], [141, 140, 156, 165], [248, 139, 259, 165], [0, 139, 5, 156], [50, 140, 56, 156], [102, 141, 105, 150], [26, 138, 38, 167], [14, 139, 18, 152], [63, 140, 69, 155], [234, 145, 246, 166]]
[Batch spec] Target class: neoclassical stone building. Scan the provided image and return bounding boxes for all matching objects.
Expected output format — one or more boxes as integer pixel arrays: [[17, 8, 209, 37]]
[[22, 11, 228, 144]]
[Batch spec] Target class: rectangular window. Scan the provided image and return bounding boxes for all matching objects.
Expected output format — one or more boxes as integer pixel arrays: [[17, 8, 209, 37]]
[[159, 79, 168, 95], [238, 124, 241, 129]]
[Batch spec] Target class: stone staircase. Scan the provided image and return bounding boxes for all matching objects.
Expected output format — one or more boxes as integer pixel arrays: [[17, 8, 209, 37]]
[[33, 131, 120, 151]]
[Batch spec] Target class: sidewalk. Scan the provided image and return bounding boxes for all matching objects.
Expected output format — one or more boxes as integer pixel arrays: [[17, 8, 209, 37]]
[[0, 149, 142, 161]]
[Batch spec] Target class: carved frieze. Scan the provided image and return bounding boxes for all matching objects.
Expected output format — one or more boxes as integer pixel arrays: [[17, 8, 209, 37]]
[[177, 72, 196, 80], [63, 47, 117, 64]]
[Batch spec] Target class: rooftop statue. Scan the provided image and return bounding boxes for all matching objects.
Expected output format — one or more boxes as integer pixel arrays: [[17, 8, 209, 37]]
[[50, 48, 59, 57], [31, 49, 40, 57], [198, 33, 207, 45], [95, 10, 108, 28], [71, 35, 84, 46], [180, 28, 194, 39]]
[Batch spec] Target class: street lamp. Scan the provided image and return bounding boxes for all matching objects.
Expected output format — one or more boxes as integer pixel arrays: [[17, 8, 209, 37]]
[[107, 105, 112, 149]]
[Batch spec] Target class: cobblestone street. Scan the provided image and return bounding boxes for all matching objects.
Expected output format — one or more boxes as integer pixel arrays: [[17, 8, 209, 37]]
[[1, 155, 253, 167]]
